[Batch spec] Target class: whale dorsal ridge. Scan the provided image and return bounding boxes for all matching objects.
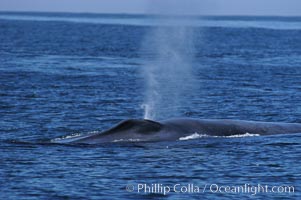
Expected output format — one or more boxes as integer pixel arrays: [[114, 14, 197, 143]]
[[109, 119, 163, 133]]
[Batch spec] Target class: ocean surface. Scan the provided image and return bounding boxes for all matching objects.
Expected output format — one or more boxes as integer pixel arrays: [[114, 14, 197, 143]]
[[1, 12, 301, 199]]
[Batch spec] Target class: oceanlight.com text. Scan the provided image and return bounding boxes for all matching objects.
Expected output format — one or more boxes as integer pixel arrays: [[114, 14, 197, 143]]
[[125, 183, 295, 196]]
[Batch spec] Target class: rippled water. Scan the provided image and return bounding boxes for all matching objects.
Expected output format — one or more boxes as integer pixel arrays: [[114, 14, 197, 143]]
[[1, 12, 301, 199]]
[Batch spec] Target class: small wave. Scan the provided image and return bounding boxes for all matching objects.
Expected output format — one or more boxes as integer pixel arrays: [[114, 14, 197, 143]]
[[222, 133, 260, 138], [51, 131, 100, 142], [179, 133, 209, 141], [179, 132, 260, 141], [51, 133, 82, 142], [113, 138, 143, 142]]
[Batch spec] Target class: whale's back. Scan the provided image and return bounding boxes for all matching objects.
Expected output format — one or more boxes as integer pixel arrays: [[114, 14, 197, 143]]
[[105, 119, 163, 134], [52, 118, 301, 144], [162, 118, 301, 136]]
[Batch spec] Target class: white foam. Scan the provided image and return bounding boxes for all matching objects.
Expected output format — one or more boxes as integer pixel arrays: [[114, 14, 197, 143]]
[[222, 133, 260, 138], [51, 133, 81, 142], [113, 138, 142, 142], [179, 133, 209, 140], [51, 131, 100, 142], [179, 132, 260, 141]]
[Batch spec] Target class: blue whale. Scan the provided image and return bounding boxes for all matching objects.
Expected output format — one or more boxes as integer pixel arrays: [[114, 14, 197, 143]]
[[52, 118, 301, 144]]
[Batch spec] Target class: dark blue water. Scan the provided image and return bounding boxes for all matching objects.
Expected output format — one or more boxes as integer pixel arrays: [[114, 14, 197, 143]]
[[1, 12, 301, 199]]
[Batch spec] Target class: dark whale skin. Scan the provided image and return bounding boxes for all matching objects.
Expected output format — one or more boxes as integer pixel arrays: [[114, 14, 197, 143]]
[[52, 118, 301, 144]]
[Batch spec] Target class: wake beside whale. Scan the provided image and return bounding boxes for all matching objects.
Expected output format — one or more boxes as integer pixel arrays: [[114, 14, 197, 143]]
[[52, 118, 301, 144]]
